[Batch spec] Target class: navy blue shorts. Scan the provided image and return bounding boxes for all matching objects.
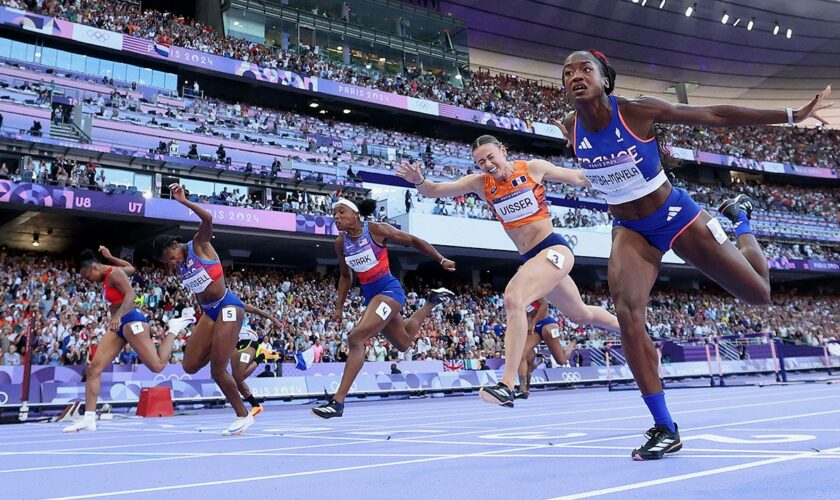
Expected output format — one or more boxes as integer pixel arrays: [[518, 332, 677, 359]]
[[361, 274, 406, 307], [535, 317, 560, 340], [200, 290, 245, 322], [613, 187, 703, 254], [520, 232, 572, 263], [117, 309, 148, 340]]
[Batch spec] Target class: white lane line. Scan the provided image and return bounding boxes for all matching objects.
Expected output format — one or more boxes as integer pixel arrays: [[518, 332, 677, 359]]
[[41, 442, 550, 500], [546, 446, 840, 500], [395, 395, 840, 442]]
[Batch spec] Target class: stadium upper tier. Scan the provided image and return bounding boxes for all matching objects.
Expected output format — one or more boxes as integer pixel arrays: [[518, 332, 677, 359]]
[[0, 62, 837, 246], [0, 1, 838, 177]]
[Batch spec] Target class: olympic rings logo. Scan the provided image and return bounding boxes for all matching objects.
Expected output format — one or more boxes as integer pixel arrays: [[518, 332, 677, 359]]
[[562, 234, 579, 249], [560, 372, 582, 382], [86, 29, 110, 42]]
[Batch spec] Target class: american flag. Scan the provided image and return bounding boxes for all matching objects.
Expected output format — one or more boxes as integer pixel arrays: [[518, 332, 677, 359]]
[[122, 36, 152, 56], [438, 104, 459, 120], [443, 359, 464, 372]]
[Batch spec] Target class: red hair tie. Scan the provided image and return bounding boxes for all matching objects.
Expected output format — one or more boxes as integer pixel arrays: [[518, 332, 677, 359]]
[[588, 49, 608, 63]]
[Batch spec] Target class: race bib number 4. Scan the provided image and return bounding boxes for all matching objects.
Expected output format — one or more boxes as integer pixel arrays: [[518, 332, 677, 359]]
[[375, 302, 392, 321]]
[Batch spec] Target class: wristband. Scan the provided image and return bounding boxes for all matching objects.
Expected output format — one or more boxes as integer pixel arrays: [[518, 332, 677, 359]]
[[440, 257, 446, 265], [415, 177, 426, 186]]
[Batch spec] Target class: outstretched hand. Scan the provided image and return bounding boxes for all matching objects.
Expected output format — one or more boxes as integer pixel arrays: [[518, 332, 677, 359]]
[[794, 85, 833, 125], [169, 183, 187, 203], [396, 161, 424, 185]]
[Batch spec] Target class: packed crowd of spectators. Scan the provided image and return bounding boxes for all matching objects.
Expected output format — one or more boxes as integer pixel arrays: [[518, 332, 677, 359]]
[[663, 124, 840, 171], [1, 249, 837, 369], [8, 0, 571, 123]]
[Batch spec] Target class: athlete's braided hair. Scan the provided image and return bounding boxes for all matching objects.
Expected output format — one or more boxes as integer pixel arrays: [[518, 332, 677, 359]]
[[588, 49, 616, 95]]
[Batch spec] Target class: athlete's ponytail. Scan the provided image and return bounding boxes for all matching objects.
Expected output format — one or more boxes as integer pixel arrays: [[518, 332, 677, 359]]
[[357, 199, 378, 218], [588, 49, 616, 95], [654, 125, 681, 172]]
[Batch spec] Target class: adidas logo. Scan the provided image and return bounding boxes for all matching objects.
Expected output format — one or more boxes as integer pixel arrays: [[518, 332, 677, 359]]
[[578, 137, 593, 150], [666, 206, 682, 222]]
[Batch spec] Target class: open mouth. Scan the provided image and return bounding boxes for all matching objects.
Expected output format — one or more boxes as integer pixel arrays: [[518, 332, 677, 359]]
[[572, 83, 587, 94], [487, 165, 498, 174]]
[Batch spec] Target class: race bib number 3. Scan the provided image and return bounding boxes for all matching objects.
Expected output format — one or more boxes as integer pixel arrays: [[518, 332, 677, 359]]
[[546, 249, 565, 269], [222, 306, 237, 322]]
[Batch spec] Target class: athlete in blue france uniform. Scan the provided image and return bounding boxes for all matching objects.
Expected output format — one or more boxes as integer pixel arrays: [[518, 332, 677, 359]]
[[558, 49, 832, 460]]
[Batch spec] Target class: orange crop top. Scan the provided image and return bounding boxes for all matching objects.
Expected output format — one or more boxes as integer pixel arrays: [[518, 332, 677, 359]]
[[483, 160, 550, 230]]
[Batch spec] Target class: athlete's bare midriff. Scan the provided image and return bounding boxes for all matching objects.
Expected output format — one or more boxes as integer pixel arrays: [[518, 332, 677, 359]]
[[607, 176, 673, 221], [505, 218, 557, 254]]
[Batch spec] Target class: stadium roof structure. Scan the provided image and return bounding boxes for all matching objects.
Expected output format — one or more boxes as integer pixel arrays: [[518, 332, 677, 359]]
[[437, 0, 840, 128]]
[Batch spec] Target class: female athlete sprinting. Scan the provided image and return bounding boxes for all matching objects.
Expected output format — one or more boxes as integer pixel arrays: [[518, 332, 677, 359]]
[[313, 198, 455, 418], [64, 247, 176, 432], [557, 49, 830, 459], [515, 299, 579, 399], [232, 303, 282, 416], [397, 140, 619, 408], [153, 184, 252, 435]]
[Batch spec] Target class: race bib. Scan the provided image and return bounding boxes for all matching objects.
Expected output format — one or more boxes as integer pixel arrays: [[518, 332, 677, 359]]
[[181, 269, 213, 293], [582, 156, 646, 196], [345, 248, 378, 273], [130, 322, 144, 335], [492, 188, 539, 223], [375, 302, 392, 321], [221, 306, 237, 322]]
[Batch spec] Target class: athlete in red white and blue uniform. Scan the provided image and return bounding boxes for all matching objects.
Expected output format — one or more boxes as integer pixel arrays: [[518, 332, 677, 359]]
[[559, 49, 832, 460], [153, 183, 252, 436], [63, 246, 178, 433], [514, 299, 580, 399], [313, 198, 455, 418]]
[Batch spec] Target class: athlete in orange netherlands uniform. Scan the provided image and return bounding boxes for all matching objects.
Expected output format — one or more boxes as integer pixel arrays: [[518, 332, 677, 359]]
[[397, 135, 619, 407]]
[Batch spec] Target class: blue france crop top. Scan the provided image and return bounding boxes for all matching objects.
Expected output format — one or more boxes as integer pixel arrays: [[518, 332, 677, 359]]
[[573, 95, 667, 205]]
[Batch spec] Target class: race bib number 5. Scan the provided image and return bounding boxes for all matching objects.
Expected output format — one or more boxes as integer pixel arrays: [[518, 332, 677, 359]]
[[222, 306, 237, 322]]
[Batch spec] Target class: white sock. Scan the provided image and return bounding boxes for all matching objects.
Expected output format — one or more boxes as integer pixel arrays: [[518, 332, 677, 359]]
[[82, 411, 96, 421]]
